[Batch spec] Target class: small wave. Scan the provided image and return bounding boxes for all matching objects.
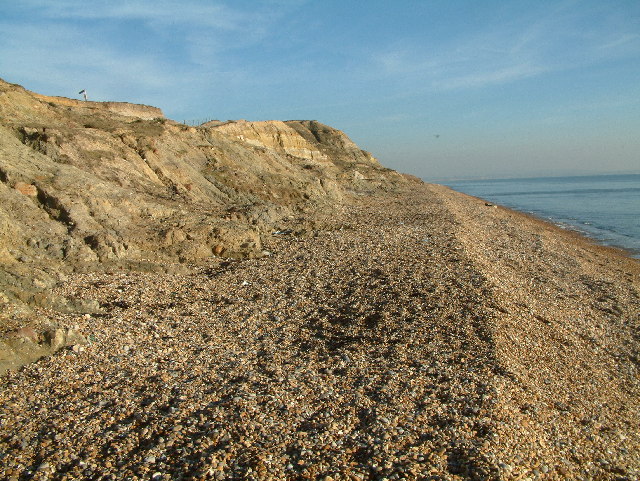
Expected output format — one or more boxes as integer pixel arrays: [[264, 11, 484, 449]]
[[490, 187, 640, 197]]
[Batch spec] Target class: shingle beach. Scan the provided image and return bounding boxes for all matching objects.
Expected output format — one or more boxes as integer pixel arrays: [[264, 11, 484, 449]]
[[1, 183, 638, 481]]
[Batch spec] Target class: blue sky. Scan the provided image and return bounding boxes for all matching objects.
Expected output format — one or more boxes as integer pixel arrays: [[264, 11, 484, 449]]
[[1, 0, 638, 180]]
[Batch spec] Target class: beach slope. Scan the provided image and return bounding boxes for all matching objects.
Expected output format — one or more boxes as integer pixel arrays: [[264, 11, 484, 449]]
[[1, 183, 638, 480]]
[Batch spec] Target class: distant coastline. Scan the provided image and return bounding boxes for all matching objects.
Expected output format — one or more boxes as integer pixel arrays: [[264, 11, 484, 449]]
[[427, 171, 640, 184]]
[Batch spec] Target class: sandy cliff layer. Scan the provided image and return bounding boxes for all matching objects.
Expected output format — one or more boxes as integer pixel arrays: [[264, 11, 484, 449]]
[[31, 92, 165, 120], [209, 119, 379, 166], [0, 78, 407, 315]]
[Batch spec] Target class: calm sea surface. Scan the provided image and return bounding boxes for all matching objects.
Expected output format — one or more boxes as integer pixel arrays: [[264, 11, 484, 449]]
[[443, 174, 640, 258]]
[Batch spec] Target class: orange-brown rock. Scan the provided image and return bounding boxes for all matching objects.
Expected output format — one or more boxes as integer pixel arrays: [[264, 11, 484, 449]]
[[13, 182, 37, 196]]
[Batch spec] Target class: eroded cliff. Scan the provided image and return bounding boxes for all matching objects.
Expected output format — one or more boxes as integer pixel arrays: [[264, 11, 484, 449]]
[[0, 78, 409, 315]]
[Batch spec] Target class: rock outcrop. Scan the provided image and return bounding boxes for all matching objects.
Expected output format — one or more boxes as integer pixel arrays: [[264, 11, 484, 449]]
[[0, 326, 87, 375], [0, 78, 410, 317], [208, 119, 379, 166]]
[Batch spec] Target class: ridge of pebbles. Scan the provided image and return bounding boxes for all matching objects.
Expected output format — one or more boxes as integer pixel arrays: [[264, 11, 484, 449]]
[[1, 184, 638, 480]]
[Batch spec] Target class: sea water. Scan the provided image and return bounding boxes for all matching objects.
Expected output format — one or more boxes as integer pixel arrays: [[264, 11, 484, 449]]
[[443, 174, 640, 258]]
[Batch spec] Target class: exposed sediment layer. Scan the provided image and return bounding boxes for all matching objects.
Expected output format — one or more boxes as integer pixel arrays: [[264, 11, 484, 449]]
[[1, 184, 638, 480], [30, 92, 165, 120]]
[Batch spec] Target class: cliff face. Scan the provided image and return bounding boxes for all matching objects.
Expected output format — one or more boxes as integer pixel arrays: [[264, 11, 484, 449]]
[[0, 78, 409, 314], [208, 119, 379, 166], [206, 120, 328, 161]]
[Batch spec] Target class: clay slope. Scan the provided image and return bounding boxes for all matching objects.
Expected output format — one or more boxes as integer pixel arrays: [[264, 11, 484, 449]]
[[0, 78, 408, 316]]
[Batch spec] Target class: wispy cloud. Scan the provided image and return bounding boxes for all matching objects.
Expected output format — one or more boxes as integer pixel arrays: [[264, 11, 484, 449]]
[[0, 0, 302, 109], [595, 33, 640, 56], [19, 0, 246, 31], [0, 22, 172, 100], [371, 0, 640, 92], [436, 64, 547, 90]]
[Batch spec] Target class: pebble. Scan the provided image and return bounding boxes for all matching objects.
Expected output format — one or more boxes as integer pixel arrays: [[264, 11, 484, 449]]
[[1, 184, 639, 480]]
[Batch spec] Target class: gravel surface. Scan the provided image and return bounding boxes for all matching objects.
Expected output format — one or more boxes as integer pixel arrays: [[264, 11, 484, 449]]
[[1, 184, 638, 480]]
